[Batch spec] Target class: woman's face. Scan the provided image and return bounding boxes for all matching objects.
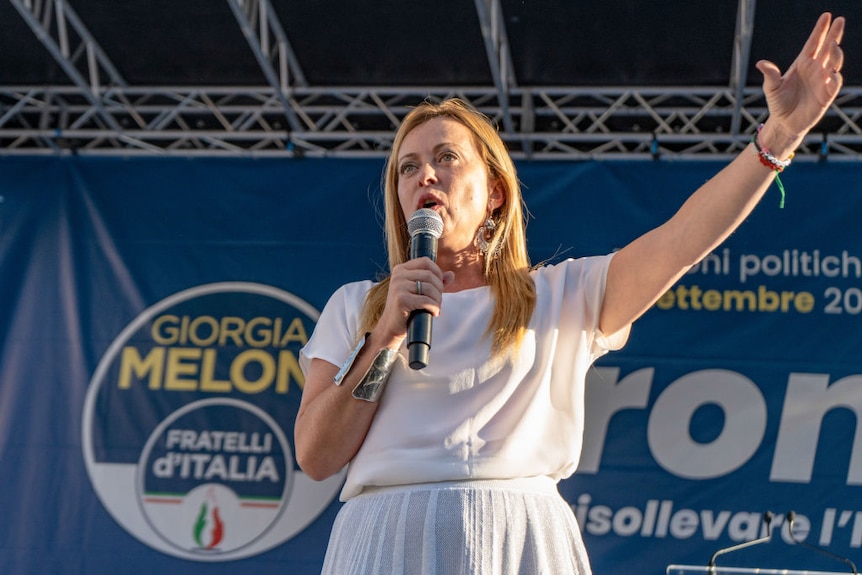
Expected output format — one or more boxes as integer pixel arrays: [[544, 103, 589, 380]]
[[396, 117, 502, 254]]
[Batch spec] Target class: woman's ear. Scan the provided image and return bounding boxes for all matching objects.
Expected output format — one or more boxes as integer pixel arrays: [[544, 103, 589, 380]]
[[489, 180, 505, 212]]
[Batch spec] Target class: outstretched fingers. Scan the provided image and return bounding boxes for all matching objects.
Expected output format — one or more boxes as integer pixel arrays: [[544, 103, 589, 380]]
[[824, 26, 846, 76], [804, 14, 845, 72], [801, 13, 835, 61], [810, 15, 846, 100]]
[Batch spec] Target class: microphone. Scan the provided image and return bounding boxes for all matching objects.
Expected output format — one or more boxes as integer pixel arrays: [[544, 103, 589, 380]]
[[708, 511, 774, 569], [406, 208, 444, 370], [785, 511, 859, 573]]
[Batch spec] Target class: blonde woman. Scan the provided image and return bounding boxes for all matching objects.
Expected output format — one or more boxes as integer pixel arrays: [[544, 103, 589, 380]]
[[296, 13, 845, 574]]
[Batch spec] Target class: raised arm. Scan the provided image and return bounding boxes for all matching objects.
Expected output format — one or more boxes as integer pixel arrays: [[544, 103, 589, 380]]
[[600, 13, 846, 336]]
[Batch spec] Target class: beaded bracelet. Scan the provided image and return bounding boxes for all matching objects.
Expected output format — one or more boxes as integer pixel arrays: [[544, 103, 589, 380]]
[[751, 123, 794, 208]]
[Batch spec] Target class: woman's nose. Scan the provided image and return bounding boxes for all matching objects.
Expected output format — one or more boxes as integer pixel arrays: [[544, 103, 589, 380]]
[[417, 163, 437, 186]]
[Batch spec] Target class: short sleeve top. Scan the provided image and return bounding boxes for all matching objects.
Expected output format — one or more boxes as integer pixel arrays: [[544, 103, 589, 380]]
[[300, 254, 629, 500]]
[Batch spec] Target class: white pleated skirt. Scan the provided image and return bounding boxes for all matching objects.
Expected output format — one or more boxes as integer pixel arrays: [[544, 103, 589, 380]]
[[320, 477, 592, 575]]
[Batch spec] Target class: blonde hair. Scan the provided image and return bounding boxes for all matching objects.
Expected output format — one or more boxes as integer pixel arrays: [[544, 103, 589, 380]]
[[359, 98, 536, 356]]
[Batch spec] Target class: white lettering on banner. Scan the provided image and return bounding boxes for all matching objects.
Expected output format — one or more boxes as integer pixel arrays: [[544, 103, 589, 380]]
[[574, 494, 776, 540], [738, 250, 862, 283], [573, 496, 862, 548], [152, 452, 279, 482], [770, 373, 862, 484], [570, 495, 841, 544], [164, 429, 273, 453], [648, 370, 766, 479], [821, 509, 862, 547], [579, 367, 652, 473], [582, 368, 862, 485]]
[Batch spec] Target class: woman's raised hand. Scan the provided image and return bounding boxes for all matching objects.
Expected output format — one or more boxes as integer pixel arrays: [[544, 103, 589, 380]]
[[756, 13, 845, 140]]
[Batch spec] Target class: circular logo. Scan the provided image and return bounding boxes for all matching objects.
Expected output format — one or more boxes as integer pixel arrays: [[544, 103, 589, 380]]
[[82, 282, 345, 561]]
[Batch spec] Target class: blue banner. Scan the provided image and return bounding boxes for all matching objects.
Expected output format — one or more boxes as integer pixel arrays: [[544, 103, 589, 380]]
[[0, 155, 860, 574]]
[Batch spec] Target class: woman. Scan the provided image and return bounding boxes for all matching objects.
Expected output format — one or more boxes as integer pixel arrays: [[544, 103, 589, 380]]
[[295, 13, 845, 574]]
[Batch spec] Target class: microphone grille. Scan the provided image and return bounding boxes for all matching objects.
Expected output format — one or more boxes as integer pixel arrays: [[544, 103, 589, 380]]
[[407, 208, 443, 238]]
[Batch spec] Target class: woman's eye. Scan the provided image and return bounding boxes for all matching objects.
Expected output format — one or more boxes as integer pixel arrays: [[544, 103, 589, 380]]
[[440, 152, 457, 162], [399, 163, 416, 175]]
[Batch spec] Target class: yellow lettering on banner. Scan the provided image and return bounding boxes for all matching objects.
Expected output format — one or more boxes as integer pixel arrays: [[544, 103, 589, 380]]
[[219, 316, 244, 346], [656, 290, 675, 309], [118, 346, 165, 389], [150, 314, 310, 347], [231, 349, 275, 394], [702, 290, 722, 311], [657, 284, 814, 313], [151, 315, 180, 345], [188, 316, 219, 347], [281, 317, 309, 346], [246, 317, 272, 347], [200, 348, 232, 392], [165, 347, 201, 390], [722, 290, 756, 311], [118, 345, 304, 393], [277, 349, 304, 392], [794, 291, 815, 312]]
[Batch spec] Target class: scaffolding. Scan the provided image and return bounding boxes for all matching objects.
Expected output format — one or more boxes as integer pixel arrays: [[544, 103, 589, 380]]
[[2, 0, 860, 160]]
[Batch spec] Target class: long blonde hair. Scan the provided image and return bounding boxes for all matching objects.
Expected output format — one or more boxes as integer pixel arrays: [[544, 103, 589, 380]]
[[359, 98, 536, 356]]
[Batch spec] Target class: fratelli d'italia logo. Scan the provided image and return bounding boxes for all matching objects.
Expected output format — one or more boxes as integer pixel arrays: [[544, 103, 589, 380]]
[[82, 282, 345, 561]]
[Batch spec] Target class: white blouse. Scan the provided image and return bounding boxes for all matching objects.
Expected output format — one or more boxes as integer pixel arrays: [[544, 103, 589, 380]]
[[300, 255, 629, 501]]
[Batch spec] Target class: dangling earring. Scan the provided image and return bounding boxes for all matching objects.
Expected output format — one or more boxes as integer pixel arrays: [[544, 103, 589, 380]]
[[476, 214, 502, 260]]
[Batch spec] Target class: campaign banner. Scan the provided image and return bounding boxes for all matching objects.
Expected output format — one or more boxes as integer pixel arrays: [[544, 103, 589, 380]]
[[0, 155, 859, 574]]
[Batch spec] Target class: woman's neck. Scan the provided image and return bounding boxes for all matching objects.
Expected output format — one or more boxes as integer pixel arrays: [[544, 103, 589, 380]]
[[437, 248, 487, 292]]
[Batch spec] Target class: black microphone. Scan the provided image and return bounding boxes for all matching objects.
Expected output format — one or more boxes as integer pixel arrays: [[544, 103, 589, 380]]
[[406, 208, 444, 370], [708, 511, 774, 570], [786, 511, 859, 573]]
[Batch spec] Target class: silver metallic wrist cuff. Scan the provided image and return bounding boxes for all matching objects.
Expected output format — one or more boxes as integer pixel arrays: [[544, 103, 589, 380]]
[[351, 347, 399, 402]]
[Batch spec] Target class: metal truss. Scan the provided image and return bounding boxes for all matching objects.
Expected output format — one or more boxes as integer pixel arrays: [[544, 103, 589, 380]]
[[2, 0, 861, 160], [2, 85, 861, 160]]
